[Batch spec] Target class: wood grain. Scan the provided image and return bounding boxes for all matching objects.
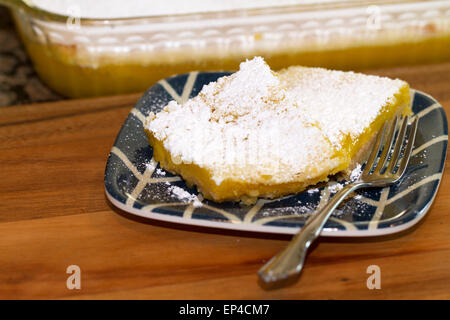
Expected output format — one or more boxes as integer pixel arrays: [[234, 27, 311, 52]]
[[0, 63, 449, 299]]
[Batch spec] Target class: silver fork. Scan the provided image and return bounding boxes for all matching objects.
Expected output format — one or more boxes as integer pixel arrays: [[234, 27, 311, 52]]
[[259, 114, 419, 284]]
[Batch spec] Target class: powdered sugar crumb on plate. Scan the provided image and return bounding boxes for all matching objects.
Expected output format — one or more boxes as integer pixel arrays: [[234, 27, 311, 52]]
[[168, 185, 203, 207], [350, 163, 362, 182], [156, 168, 166, 176]]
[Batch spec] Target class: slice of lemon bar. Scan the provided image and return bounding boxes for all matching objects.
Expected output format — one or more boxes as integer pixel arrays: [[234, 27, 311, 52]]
[[144, 57, 411, 203]]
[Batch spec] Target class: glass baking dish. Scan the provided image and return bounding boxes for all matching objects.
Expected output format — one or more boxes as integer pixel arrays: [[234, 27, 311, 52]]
[[2, 0, 450, 98]]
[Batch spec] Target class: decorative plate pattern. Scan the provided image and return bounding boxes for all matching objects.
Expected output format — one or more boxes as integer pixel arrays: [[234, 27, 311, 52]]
[[104, 72, 447, 236]]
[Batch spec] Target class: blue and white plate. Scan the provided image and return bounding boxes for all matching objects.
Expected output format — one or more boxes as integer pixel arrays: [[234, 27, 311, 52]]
[[104, 72, 447, 236]]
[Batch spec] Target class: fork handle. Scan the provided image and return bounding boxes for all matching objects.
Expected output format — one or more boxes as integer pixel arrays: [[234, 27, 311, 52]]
[[258, 182, 365, 283]]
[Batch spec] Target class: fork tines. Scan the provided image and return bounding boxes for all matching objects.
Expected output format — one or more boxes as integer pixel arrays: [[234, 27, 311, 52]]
[[362, 114, 419, 178]]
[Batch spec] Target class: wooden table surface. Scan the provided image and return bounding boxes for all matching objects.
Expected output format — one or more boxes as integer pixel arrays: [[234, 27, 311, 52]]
[[1, 63, 449, 300]]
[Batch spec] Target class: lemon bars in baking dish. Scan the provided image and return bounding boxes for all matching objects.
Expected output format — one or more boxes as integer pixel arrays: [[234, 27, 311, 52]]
[[144, 57, 411, 204]]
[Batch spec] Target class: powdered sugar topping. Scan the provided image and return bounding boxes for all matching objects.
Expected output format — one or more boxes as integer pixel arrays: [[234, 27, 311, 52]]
[[279, 66, 407, 147], [147, 57, 340, 185]]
